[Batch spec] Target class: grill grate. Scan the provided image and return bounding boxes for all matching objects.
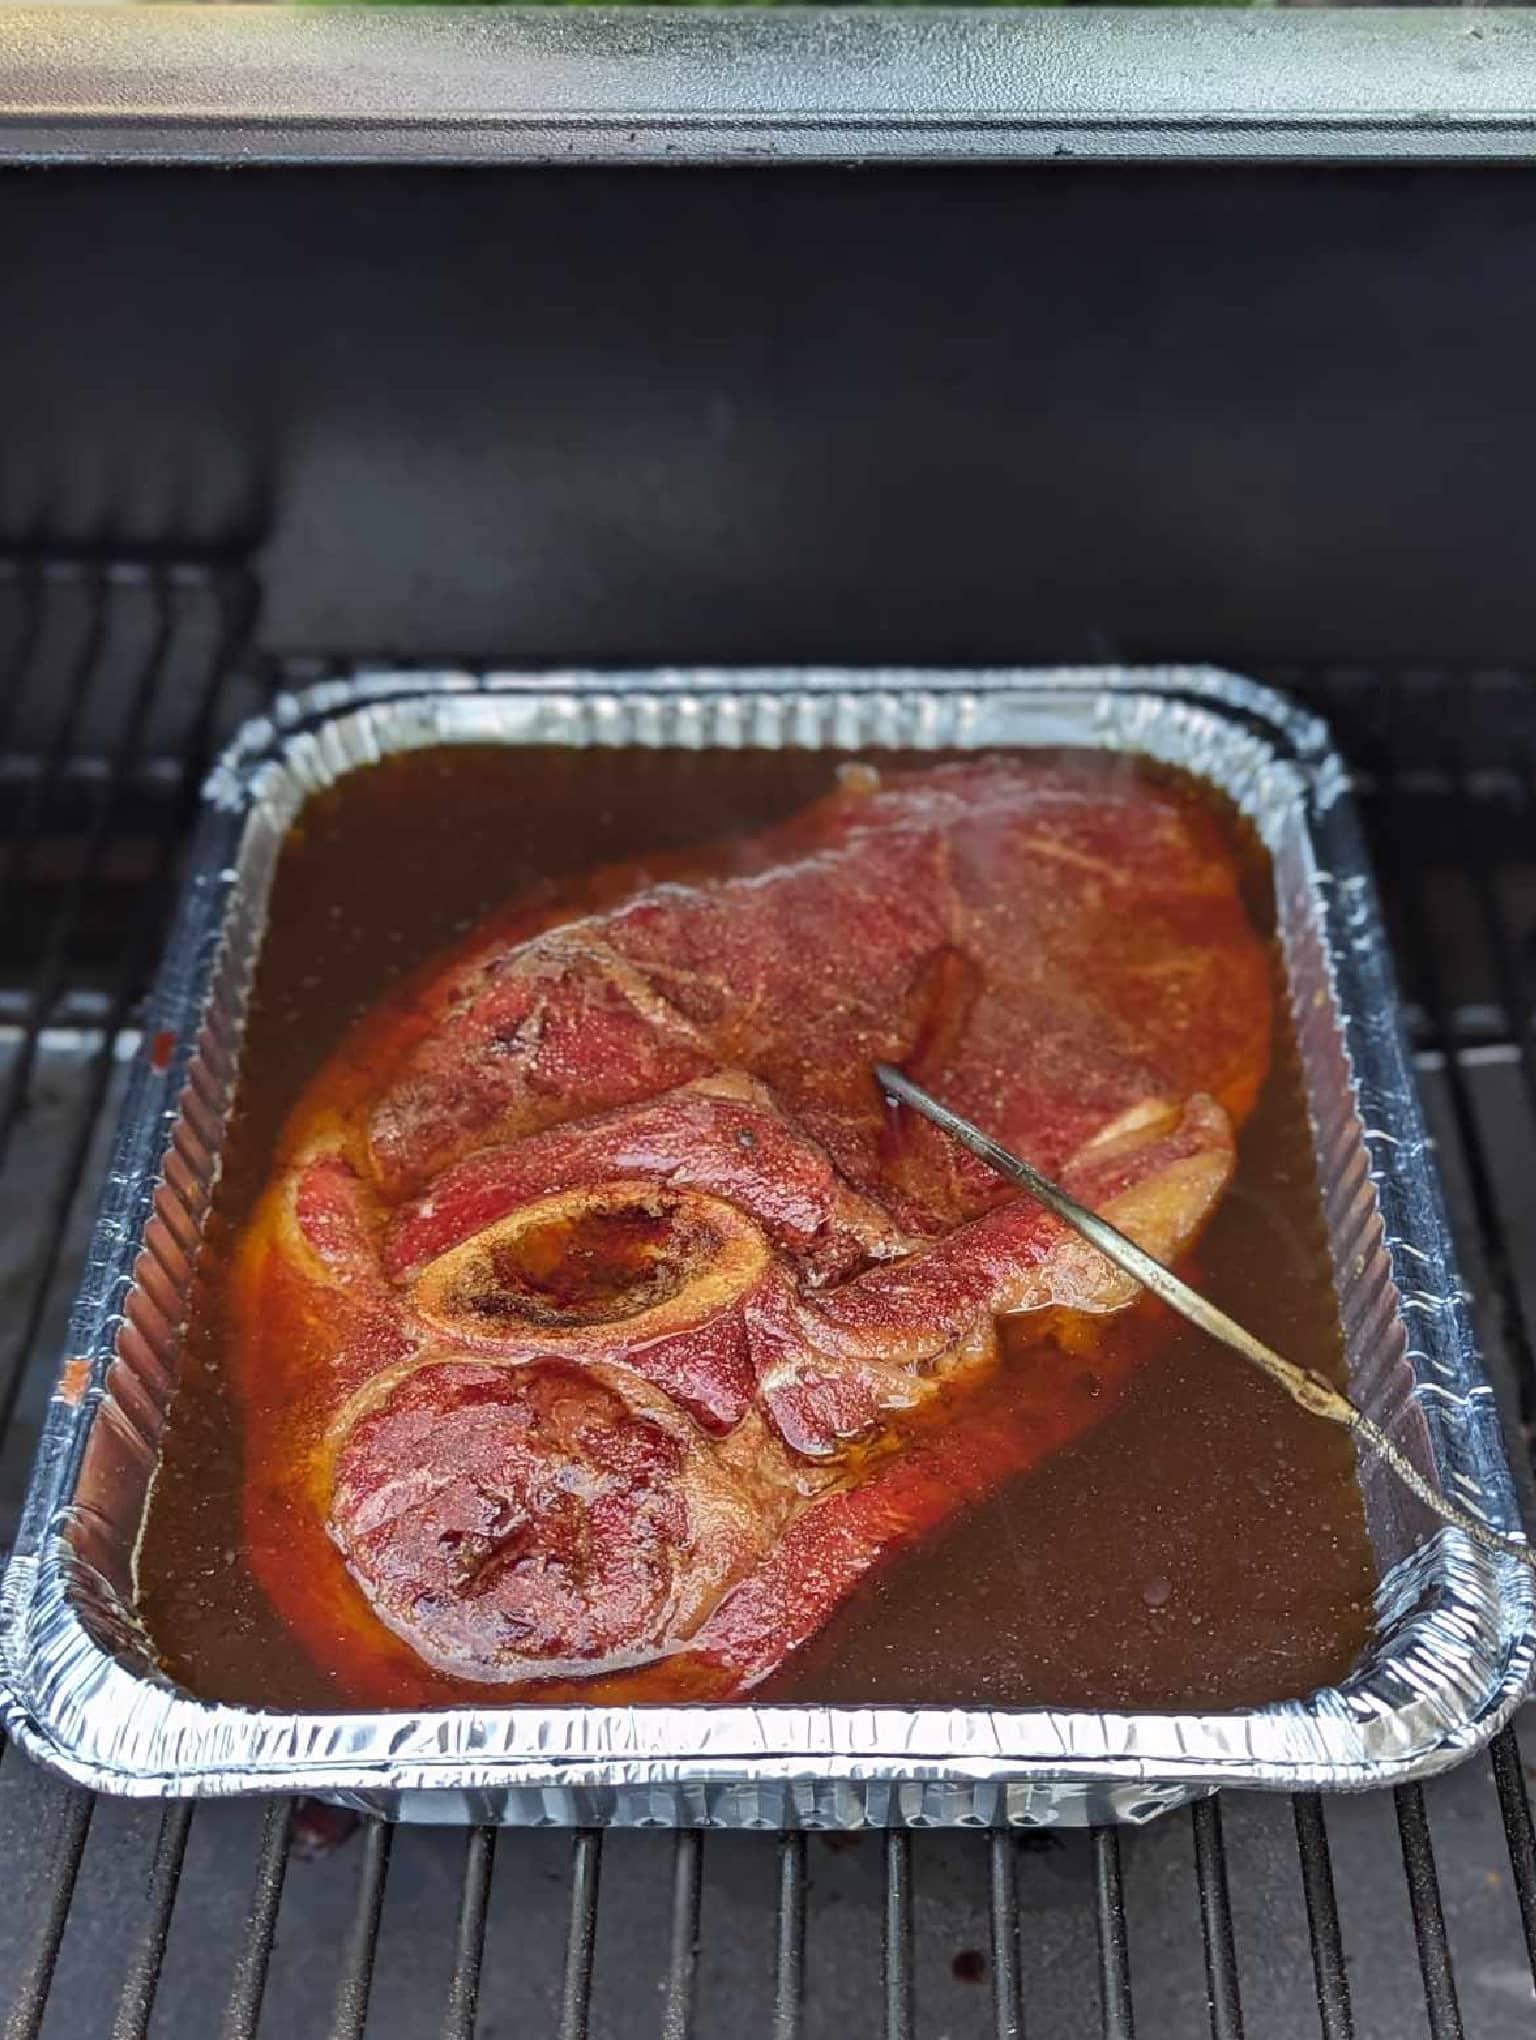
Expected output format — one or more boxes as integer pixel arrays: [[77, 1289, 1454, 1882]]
[[0, 562, 1533, 2039]]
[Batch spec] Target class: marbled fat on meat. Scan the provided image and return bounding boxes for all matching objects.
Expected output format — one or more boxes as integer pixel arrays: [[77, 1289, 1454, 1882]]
[[232, 756, 1272, 1698]]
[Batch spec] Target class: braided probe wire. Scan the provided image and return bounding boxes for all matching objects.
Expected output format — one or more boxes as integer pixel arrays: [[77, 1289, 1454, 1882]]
[[874, 1062, 1534, 1577]]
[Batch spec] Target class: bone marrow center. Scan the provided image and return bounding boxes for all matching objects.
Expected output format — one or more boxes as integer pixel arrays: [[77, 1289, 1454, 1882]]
[[412, 1182, 770, 1341]]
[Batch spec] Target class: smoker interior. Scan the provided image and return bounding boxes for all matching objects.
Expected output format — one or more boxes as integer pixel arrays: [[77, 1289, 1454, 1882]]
[[3, 159, 1536, 2037]]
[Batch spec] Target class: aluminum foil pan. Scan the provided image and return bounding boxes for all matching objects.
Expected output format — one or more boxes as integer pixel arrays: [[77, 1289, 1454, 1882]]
[[2, 667, 1531, 1829]]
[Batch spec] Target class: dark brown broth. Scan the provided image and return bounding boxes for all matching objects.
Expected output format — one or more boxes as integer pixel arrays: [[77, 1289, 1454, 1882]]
[[136, 745, 1376, 1712]]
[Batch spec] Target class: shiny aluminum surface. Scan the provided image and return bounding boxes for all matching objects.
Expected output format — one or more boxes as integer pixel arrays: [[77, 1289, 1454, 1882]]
[[1, 667, 1529, 1825], [3, 11, 1536, 165]]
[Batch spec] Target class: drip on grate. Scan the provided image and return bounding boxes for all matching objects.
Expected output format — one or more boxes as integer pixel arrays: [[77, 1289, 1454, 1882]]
[[0, 557, 1533, 2039]]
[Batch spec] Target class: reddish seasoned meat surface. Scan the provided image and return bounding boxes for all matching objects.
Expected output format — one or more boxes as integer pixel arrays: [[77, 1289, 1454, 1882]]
[[231, 755, 1272, 1702]]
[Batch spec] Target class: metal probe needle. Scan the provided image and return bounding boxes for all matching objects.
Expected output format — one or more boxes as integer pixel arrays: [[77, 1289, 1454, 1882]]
[[874, 1061, 1534, 1577]]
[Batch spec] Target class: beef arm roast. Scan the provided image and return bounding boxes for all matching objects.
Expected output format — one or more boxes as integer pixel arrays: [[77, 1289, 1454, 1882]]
[[232, 756, 1271, 1699]]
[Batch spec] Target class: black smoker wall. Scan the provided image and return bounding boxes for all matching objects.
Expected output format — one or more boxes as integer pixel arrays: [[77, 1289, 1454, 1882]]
[[2, 163, 1535, 669]]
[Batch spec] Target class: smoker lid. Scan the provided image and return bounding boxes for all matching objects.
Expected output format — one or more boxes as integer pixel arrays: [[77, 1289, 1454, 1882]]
[[1, 5, 1535, 167]]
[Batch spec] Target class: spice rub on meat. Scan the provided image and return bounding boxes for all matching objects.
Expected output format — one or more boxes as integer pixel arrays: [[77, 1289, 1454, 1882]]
[[231, 755, 1272, 1699]]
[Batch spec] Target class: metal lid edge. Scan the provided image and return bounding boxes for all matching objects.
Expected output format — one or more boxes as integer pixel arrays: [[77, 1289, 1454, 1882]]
[[3, 8, 1536, 167]]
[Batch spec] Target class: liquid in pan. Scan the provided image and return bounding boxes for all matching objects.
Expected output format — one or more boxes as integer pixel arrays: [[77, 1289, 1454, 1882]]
[[138, 746, 1376, 1710]]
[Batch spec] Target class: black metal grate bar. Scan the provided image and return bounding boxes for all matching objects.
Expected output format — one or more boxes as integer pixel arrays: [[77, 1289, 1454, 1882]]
[[1, 1785, 91, 2040], [883, 1830, 915, 2040], [1489, 1727, 1536, 1984], [219, 1798, 292, 2040], [442, 1826, 497, 2040], [1393, 1788, 1464, 2040], [988, 1832, 1023, 2040], [661, 1830, 704, 2040], [1191, 1797, 1244, 2040], [110, 1802, 193, 2040], [771, 1833, 806, 2040], [1091, 1828, 1133, 2040], [328, 1818, 393, 2040], [557, 1831, 602, 2040], [1293, 1796, 1354, 2040]]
